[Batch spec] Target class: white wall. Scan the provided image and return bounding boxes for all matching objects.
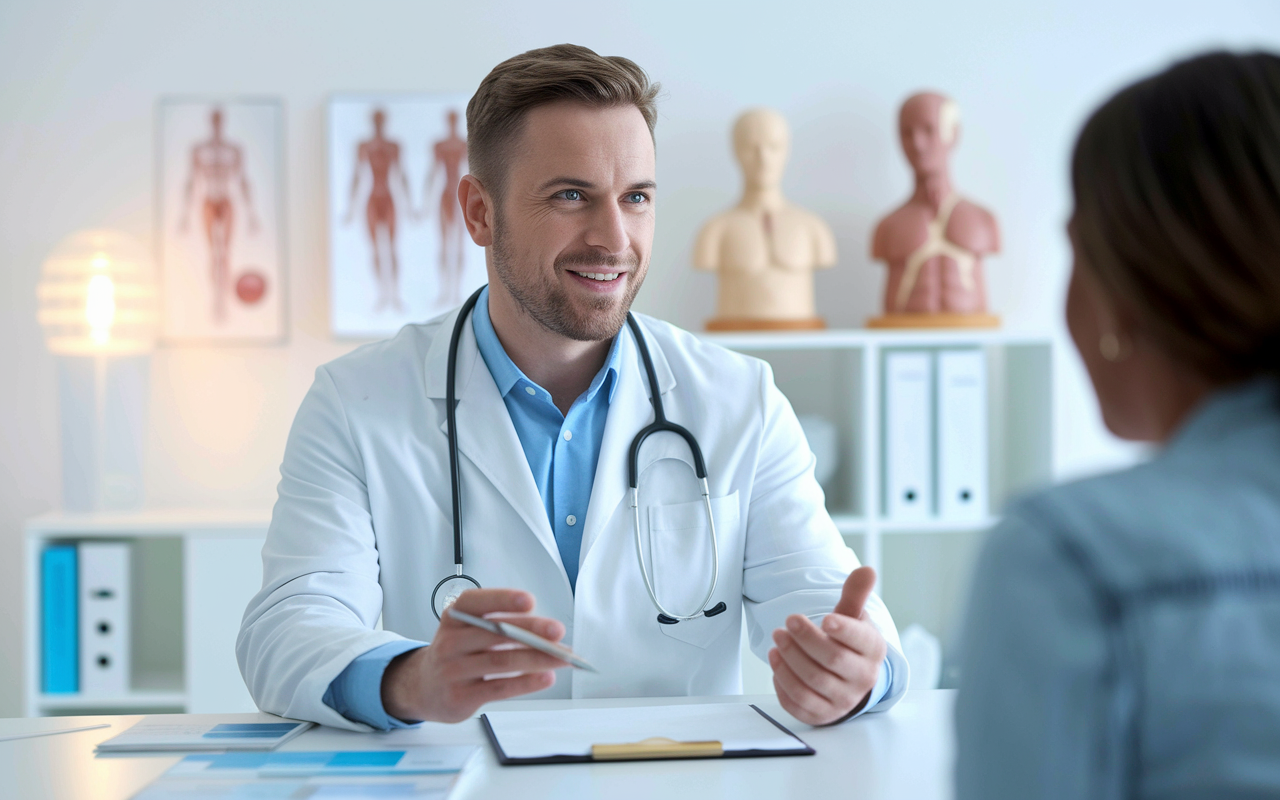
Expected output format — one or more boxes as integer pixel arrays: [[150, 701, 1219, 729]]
[[2, 0, 1276, 716]]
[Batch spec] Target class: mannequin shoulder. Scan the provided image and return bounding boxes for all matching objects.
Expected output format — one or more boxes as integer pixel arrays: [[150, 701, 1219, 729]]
[[693, 209, 759, 268], [696, 207, 760, 239], [786, 205, 835, 236], [947, 200, 1000, 253], [872, 203, 930, 259]]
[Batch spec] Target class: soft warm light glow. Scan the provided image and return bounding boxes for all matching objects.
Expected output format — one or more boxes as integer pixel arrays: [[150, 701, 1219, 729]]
[[37, 230, 158, 355], [85, 274, 116, 343]]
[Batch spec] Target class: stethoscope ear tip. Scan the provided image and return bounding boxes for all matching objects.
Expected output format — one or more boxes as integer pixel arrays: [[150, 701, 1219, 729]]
[[656, 601, 728, 625]]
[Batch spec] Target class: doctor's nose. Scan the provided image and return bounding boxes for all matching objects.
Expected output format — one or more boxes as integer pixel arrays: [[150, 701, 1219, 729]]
[[584, 201, 630, 255]]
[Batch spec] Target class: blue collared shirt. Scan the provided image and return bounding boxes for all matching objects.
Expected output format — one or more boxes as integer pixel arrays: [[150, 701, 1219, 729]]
[[469, 286, 623, 589], [322, 289, 889, 729]]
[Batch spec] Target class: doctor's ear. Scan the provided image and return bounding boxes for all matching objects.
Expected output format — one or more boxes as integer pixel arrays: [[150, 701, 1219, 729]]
[[459, 174, 495, 248]]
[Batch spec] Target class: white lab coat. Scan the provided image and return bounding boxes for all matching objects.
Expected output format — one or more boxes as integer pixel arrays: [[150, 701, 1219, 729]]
[[237, 308, 908, 730]]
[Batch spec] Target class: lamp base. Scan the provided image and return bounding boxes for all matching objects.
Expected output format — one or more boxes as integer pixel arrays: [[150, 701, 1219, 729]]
[[58, 355, 149, 512]]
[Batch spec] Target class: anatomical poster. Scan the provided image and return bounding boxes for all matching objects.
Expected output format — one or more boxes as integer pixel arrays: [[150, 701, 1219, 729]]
[[328, 93, 486, 338], [157, 98, 286, 343]]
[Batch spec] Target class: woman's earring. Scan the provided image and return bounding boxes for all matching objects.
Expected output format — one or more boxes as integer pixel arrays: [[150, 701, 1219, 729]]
[[1099, 332, 1131, 362]]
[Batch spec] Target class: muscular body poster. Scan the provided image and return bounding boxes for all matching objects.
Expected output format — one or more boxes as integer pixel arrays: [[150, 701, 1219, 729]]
[[158, 98, 285, 343], [328, 94, 485, 338]]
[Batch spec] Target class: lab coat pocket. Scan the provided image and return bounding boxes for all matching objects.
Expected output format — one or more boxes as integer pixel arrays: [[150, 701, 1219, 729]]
[[647, 491, 740, 649]]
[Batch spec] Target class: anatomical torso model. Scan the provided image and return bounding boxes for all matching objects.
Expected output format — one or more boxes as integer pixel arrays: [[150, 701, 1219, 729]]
[[695, 108, 837, 330], [870, 93, 1000, 328]]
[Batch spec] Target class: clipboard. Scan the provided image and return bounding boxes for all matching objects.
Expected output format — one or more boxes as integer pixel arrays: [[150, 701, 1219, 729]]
[[480, 703, 815, 766]]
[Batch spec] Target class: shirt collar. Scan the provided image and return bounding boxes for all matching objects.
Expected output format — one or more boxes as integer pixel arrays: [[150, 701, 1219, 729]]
[[1165, 374, 1280, 457], [471, 285, 624, 406]]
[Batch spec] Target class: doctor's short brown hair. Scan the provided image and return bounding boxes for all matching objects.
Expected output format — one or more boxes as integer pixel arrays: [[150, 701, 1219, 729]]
[[466, 44, 660, 198]]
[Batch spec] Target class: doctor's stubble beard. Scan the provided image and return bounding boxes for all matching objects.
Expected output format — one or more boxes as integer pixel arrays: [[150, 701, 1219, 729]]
[[489, 211, 647, 342]]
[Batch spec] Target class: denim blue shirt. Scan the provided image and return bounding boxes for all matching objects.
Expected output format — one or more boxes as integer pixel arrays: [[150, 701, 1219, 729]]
[[323, 289, 889, 729], [956, 377, 1280, 798], [323, 288, 621, 729]]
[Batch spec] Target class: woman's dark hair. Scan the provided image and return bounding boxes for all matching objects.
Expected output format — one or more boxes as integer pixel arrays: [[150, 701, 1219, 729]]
[[1071, 50, 1280, 380]]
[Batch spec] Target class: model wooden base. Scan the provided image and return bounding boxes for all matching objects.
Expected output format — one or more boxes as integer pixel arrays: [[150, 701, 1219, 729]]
[[866, 313, 1001, 329], [705, 317, 826, 332]]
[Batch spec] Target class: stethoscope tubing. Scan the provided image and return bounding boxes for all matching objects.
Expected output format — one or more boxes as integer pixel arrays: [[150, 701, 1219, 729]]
[[438, 285, 721, 624]]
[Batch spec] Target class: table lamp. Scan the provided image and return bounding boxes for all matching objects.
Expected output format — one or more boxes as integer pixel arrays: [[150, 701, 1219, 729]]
[[37, 230, 159, 512]]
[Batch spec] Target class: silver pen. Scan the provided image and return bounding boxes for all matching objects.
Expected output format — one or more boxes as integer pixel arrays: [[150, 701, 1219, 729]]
[[447, 608, 598, 673]]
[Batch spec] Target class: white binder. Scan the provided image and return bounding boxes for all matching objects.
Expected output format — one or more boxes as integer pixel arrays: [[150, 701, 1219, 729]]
[[937, 349, 988, 520], [79, 542, 131, 695], [883, 351, 934, 520]]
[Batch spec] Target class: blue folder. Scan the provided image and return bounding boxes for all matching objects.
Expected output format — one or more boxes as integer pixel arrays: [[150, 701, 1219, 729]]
[[41, 544, 78, 693]]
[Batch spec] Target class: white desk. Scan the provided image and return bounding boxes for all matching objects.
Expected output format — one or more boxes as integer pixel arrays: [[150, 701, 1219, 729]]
[[0, 691, 955, 799]]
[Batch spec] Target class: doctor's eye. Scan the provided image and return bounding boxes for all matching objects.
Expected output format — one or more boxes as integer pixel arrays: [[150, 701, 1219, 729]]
[[624, 192, 649, 205], [555, 189, 584, 202]]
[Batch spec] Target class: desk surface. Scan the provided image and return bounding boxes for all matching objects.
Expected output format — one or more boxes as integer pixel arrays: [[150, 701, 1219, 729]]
[[0, 691, 955, 800]]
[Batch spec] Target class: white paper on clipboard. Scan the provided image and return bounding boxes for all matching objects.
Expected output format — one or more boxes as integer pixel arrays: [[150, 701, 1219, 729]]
[[483, 703, 807, 760]]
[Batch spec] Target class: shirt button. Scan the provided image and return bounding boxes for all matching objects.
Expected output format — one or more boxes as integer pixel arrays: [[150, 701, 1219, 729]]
[[524, 386, 536, 396], [563, 430, 573, 441], [566, 515, 577, 526]]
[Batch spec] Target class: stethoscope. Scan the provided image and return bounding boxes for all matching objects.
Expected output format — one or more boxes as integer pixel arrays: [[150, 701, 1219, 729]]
[[431, 286, 728, 625]]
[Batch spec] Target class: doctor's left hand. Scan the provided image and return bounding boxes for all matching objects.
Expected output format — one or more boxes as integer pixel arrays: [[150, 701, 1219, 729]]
[[381, 588, 569, 724], [768, 566, 888, 726]]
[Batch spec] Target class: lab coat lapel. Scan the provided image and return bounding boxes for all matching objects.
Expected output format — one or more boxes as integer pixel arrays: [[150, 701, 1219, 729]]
[[422, 308, 566, 578], [580, 317, 678, 561]]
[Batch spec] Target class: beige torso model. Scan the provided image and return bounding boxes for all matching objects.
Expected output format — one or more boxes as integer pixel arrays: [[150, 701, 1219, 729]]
[[694, 108, 836, 325]]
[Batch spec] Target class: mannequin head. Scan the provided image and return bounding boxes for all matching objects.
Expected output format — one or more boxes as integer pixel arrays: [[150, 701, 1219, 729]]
[[733, 108, 790, 191], [372, 109, 387, 136], [898, 92, 959, 177]]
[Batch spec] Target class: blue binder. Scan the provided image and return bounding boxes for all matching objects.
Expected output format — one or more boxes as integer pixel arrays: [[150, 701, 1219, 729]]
[[41, 544, 78, 693]]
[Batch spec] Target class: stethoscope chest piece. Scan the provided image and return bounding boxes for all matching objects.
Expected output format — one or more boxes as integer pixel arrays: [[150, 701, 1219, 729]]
[[431, 572, 481, 621]]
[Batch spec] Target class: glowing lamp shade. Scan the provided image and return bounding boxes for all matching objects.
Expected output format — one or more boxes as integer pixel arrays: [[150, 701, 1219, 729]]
[[38, 229, 159, 356], [39, 230, 157, 511]]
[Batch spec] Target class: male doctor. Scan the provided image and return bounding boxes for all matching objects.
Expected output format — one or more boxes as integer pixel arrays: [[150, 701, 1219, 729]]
[[237, 44, 908, 731]]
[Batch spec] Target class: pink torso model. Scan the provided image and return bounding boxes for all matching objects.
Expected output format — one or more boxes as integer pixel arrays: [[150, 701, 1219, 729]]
[[871, 92, 1000, 317], [874, 192, 997, 314]]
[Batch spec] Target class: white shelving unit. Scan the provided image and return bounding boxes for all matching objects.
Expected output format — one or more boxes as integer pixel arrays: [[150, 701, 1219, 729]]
[[24, 509, 271, 717], [704, 328, 1053, 690], [703, 327, 1053, 572]]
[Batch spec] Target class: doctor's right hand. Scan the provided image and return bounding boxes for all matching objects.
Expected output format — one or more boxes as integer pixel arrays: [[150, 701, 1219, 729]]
[[380, 589, 568, 724]]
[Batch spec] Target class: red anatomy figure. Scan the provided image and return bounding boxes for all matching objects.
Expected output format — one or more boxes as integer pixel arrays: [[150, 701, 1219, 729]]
[[422, 109, 469, 306], [180, 108, 260, 323], [345, 109, 411, 312]]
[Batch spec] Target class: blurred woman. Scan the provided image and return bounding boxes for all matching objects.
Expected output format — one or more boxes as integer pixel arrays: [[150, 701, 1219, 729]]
[[956, 51, 1280, 799]]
